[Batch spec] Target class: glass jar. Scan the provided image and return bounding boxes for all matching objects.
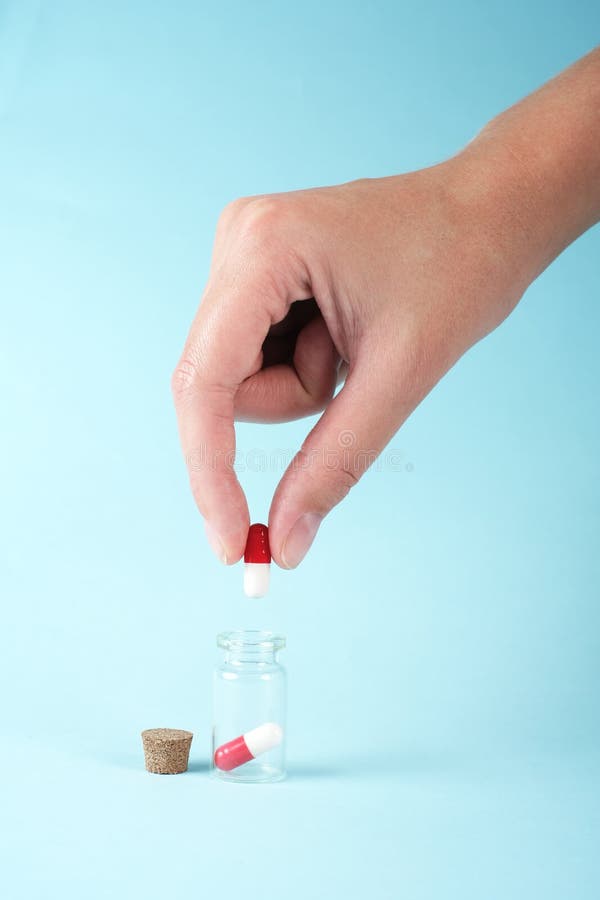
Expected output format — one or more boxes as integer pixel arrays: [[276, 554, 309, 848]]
[[212, 630, 286, 783]]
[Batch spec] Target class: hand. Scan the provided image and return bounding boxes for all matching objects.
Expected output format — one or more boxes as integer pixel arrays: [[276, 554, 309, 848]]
[[172, 157, 534, 567], [172, 49, 600, 568]]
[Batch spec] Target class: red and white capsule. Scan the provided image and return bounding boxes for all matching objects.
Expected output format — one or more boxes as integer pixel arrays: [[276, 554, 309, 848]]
[[243, 523, 271, 598], [213, 722, 283, 771]]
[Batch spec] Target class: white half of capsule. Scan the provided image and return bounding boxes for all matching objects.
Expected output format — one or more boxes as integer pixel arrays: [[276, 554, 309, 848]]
[[244, 722, 283, 758], [243, 562, 270, 598]]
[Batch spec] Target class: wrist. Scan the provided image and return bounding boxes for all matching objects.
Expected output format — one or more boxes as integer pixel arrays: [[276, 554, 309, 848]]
[[454, 49, 600, 283], [440, 145, 550, 294]]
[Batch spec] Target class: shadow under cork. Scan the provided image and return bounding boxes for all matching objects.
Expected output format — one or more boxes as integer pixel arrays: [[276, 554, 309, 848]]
[[99, 750, 210, 774], [187, 758, 211, 774]]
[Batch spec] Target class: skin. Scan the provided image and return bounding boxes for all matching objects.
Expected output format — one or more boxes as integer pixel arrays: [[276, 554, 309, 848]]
[[172, 47, 600, 569]]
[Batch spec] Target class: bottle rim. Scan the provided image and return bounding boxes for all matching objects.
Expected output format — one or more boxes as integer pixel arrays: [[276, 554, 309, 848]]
[[217, 629, 286, 652]]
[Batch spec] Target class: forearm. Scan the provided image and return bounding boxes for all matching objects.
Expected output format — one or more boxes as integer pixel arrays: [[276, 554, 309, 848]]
[[456, 47, 600, 283]]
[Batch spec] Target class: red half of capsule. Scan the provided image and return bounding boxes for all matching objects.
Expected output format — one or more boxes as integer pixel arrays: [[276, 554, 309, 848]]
[[214, 734, 253, 771], [244, 523, 271, 564]]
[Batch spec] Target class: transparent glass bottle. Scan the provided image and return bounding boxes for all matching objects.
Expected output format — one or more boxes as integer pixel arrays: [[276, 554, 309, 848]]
[[212, 630, 286, 783]]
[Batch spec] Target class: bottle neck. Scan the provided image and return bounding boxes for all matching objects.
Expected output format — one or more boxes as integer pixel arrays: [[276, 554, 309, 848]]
[[217, 630, 285, 666], [224, 649, 278, 665]]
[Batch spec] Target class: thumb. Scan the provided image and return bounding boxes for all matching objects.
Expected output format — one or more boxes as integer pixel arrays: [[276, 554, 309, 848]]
[[269, 353, 418, 568]]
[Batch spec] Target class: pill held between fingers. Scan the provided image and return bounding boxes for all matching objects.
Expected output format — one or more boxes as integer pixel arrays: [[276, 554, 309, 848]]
[[243, 523, 271, 598], [214, 722, 284, 772]]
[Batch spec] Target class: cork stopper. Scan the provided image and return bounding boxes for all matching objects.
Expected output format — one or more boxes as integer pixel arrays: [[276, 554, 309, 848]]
[[141, 728, 193, 774]]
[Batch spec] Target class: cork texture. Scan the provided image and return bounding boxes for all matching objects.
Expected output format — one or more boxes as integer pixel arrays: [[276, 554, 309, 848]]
[[141, 728, 193, 774]]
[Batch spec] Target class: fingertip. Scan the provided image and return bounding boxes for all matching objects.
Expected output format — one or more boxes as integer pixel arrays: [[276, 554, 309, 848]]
[[204, 498, 250, 566], [271, 511, 322, 569], [205, 521, 228, 564], [204, 520, 248, 565]]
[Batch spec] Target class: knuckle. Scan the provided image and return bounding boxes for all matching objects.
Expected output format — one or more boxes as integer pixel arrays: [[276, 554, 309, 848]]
[[218, 196, 250, 228], [245, 196, 283, 222], [331, 463, 361, 502], [315, 466, 357, 510], [295, 447, 362, 511], [239, 197, 288, 248], [217, 196, 291, 263], [171, 355, 201, 401]]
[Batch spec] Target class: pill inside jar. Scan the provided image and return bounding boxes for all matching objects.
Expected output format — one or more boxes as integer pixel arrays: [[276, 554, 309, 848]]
[[214, 722, 283, 771]]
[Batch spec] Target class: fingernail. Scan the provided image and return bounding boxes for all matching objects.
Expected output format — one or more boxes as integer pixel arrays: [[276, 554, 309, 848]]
[[204, 521, 228, 564], [281, 513, 322, 569]]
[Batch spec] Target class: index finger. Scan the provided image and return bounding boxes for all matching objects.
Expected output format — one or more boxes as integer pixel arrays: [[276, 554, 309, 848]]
[[172, 266, 291, 564]]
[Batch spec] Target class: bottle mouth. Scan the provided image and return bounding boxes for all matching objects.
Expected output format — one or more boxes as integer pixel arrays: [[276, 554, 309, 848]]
[[217, 629, 286, 653]]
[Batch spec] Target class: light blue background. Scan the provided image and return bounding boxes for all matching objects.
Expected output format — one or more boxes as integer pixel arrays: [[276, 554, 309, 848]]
[[1, 1, 599, 897]]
